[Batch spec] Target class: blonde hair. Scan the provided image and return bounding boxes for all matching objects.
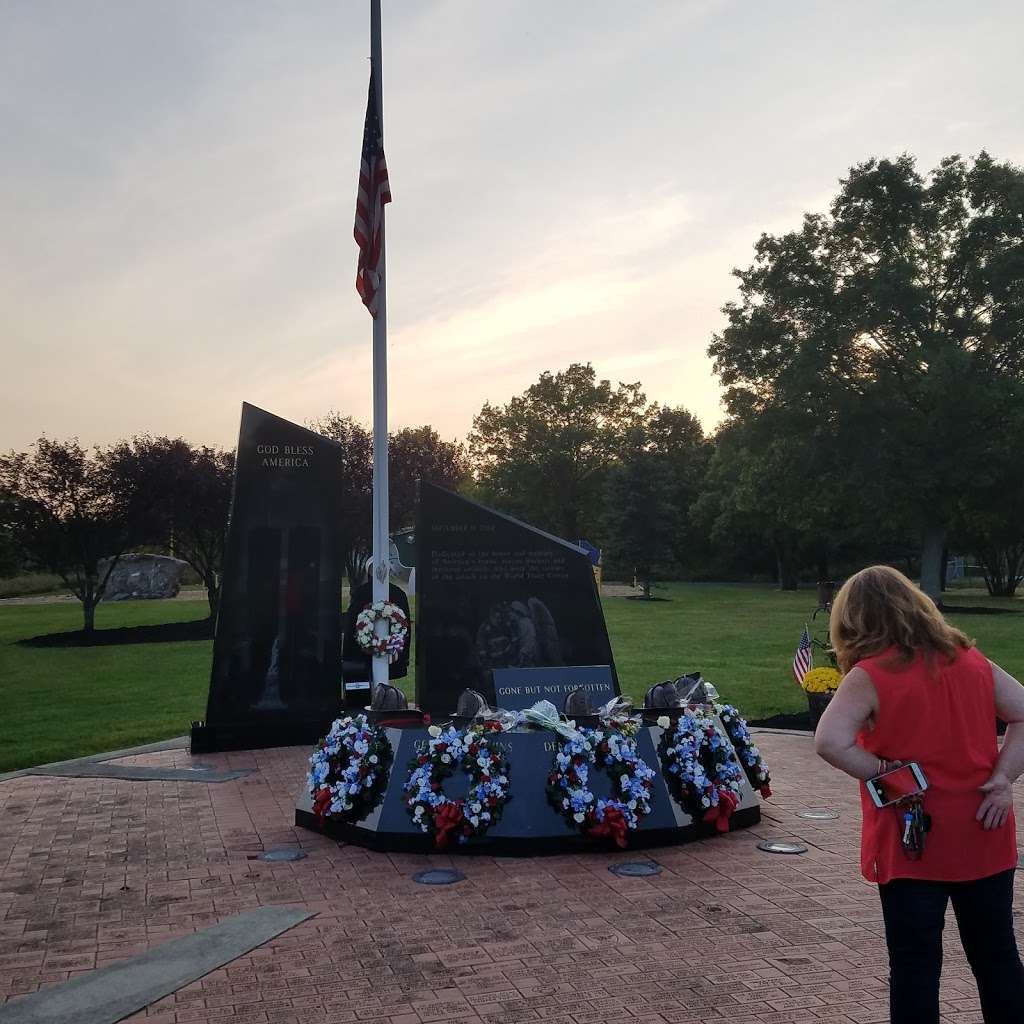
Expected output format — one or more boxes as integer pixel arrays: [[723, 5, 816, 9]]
[[829, 565, 972, 674]]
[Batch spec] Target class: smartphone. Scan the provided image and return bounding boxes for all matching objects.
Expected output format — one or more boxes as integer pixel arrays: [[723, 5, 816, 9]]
[[865, 762, 928, 808]]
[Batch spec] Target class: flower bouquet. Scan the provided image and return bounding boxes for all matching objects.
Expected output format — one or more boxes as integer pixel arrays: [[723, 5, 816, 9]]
[[801, 666, 842, 730]]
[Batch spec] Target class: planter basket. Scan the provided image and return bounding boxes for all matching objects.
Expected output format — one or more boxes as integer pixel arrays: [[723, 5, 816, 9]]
[[806, 691, 835, 731]]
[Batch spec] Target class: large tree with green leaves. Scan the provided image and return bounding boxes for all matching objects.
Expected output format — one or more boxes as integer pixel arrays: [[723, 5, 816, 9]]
[[643, 405, 711, 571], [953, 401, 1024, 596], [708, 152, 1024, 598], [146, 441, 234, 617], [308, 413, 374, 588], [309, 413, 467, 587], [0, 488, 23, 578], [389, 425, 468, 529], [602, 431, 678, 598], [469, 363, 647, 540], [0, 436, 177, 632]]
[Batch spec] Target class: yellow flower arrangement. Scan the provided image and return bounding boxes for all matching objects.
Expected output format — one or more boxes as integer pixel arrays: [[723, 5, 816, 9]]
[[801, 667, 842, 694]]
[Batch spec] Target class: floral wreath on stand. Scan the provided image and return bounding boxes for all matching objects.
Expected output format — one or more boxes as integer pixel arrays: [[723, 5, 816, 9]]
[[355, 600, 409, 662], [308, 714, 393, 824], [657, 708, 744, 833], [715, 703, 772, 798], [545, 717, 656, 849], [404, 720, 512, 848]]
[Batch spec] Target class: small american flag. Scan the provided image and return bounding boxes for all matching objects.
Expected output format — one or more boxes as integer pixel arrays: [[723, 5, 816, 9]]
[[354, 68, 391, 317], [792, 625, 813, 684]]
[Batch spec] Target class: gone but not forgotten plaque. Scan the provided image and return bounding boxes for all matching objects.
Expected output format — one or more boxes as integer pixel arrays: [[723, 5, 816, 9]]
[[414, 483, 618, 714], [193, 403, 345, 752], [491, 665, 617, 713]]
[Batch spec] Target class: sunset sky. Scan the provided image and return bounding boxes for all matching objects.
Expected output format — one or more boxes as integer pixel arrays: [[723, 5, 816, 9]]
[[3, 0, 1022, 452]]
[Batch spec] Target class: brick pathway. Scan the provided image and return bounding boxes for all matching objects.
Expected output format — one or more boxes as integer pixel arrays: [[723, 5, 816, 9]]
[[1, 732, 1020, 1023]]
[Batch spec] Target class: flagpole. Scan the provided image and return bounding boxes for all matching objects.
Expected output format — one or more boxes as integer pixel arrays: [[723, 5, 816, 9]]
[[369, 0, 390, 689]]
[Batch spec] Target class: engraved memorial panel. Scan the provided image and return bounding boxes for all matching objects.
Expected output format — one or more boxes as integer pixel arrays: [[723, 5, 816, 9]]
[[415, 483, 618, 714], [192, 403, 344, 752]]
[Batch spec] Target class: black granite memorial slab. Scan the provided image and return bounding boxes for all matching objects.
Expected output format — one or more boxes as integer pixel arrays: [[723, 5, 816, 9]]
[[491, 665, 617, 713], [415, 484, 618, 714], [192, 403, 344, 753]]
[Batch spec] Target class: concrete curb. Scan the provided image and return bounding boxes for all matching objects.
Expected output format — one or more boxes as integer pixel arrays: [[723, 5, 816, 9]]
[[0, 735, 189, 784]]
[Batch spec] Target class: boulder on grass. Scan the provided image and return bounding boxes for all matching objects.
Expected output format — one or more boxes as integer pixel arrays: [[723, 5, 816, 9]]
[[100, 553, 189, 601]]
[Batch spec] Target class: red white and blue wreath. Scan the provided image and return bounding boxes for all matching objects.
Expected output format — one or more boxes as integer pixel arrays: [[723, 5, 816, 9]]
[[404, 720, 512, 848], [545, 718, 656, 848], [308, 713, 393, 824], [355, 600, 409, 662], [715, 703, 772, 798], [657, 709, 744, 833]]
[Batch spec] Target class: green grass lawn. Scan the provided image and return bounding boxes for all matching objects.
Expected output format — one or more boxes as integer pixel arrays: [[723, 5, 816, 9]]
[[0, 600, 212, 773], [603, 583, 1024, 715], [2, 584, 1022, 773]]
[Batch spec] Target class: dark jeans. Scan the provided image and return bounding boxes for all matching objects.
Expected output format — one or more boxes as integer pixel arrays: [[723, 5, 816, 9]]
[[879, 869, 1024, 1023]]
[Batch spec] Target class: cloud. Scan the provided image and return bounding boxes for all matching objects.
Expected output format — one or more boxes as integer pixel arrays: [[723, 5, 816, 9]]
[[3, 0, 1024, 451]]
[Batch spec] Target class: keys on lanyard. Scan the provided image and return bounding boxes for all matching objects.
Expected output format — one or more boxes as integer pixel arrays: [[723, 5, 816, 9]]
[[899, 796, 930, 860]]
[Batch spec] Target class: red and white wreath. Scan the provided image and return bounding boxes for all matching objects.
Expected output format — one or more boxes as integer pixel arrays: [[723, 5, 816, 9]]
[[355, 600, 409, 662]]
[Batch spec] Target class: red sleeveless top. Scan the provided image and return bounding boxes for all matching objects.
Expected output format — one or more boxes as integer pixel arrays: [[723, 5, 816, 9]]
[[856, 645, 1017, 884]]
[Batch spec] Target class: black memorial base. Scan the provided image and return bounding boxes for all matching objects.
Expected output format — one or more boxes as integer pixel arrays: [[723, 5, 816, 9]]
[[295, 715, 763, 856], [192, 713, 338, 755]]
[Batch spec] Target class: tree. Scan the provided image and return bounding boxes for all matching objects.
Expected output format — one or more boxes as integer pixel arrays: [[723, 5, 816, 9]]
[[144, 441, 234, 617], [174, 447, 234, 615], [0, 437, 167, 632], [309, 413, 374, 588], [644, 406, 711, 572], [469, 363, 648, 540], [602, 435, 678, 598], [388, 426, 468, 529], [954, 404, 1024, 597], [694, 417, 811, 589], [0, 488, 23, 578], [709, 152, 1024, 599], [309, 414, 469, 587]]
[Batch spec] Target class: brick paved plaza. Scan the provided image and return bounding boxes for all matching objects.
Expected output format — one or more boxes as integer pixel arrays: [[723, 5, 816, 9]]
[[1, 731, 1021, 1023]]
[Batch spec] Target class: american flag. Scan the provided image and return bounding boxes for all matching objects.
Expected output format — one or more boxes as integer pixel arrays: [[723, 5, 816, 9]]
[[792, 625, 813, 684], [354, 69, 391, 317]]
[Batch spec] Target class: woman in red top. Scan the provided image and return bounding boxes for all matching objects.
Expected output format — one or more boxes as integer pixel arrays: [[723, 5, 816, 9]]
[[816, 566, 1024, 1024]]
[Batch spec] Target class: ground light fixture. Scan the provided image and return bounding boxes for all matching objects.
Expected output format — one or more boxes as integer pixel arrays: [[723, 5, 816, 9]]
[[757, 839, 809, 855], [609, 861, 663, 877], [259, 849, 308, 862], [412, 869, 466, 885]]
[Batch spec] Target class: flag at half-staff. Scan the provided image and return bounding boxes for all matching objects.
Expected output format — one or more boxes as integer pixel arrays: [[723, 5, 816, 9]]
[[355, 0, 393, 691], [354, 66, 391, 316]]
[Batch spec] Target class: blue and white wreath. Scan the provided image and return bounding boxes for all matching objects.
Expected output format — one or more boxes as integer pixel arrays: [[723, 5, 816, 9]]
[[404, 720, 512, 848], [308, 713, 393, 823], [657, 708, 744, 832], [545, 718, 656, 847], [715, 703, 772, 798]]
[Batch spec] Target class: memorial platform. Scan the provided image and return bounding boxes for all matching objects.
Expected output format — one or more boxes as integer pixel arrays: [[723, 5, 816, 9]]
[[2, 731, 1013, 1023], [294, 718, 763, 855]]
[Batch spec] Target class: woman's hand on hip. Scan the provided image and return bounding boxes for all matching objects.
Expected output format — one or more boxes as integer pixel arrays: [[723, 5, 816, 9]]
[[977, 772, 1014, 830]]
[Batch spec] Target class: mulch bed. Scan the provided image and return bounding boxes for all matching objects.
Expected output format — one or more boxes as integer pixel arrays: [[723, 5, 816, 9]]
[[750, 711, 812, 731], [941, 605, 1021, 615], [18, 618, 214, 648]]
